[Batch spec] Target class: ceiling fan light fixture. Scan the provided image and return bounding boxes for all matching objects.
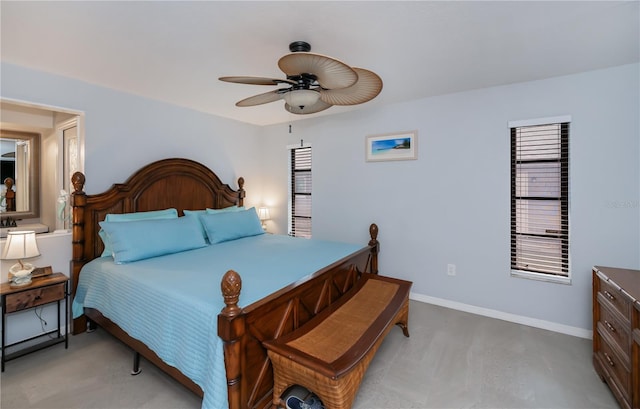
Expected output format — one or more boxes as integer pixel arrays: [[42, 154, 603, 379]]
[[283, 89, 320, 110]]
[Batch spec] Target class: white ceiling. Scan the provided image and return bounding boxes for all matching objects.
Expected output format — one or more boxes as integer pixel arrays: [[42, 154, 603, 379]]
[[1, 1, 638, 126]]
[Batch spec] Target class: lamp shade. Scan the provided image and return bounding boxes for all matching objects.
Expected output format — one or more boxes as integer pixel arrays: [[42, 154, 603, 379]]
[[2, 231, 41, 260], [257, 207, 271, 221], [283, 89, 320, 110]]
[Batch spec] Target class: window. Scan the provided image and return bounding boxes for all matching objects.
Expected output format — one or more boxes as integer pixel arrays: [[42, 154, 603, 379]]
[[289, 146, 312, 238], [510, 117, 570, 281]]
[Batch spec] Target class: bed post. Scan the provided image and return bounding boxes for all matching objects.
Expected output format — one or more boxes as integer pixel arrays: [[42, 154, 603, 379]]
[[70, 171, 87, 335], [369, 223, 379, 274], [237, 177, 245, 207], [218, 269, 245, 409]]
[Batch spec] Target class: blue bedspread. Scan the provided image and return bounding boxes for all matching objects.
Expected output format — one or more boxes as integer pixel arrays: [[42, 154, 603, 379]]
[[72, 234, 363, 409]]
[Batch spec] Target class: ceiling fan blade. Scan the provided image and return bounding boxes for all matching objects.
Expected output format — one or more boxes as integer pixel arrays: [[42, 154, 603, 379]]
[[219, 76, 295, 86], [236, 90, 285, 107], [278, 53, 358, 90], [319, 68, 383, 106], [285, 99, 333, 115]]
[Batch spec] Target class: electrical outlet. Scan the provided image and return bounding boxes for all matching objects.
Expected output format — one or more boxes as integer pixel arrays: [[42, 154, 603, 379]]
[[447, 264, 456, 276]]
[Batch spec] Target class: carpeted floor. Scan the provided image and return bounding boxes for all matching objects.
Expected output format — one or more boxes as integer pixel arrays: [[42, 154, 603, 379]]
[[0, 300, 618, 409]]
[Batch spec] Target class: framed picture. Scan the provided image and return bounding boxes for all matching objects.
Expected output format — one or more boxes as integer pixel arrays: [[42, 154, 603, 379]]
[[365, 131, 417, 162]]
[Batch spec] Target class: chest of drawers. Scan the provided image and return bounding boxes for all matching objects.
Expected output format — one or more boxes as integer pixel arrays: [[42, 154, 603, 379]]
[[592, 266, 640, 409]]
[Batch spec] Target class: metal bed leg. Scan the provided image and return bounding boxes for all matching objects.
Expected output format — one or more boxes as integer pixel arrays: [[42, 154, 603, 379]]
[[86, 319, 97, 333], [131, 351, 142, 375]]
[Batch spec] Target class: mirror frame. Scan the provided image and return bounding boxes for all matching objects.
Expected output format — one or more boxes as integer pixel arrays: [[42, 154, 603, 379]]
[[1, 130, 40, 219]]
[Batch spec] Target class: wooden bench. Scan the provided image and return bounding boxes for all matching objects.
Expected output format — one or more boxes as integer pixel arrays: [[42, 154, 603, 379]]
[[263, 273, 412, 409]]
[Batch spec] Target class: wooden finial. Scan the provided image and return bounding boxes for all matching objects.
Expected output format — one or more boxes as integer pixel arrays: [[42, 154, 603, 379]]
[[236, 177, 245, 207], [368, 223, 380, 274], [369, 223, 379, 243], [3, 178, 15, 211], [71, 172, 86, 193], [3, 177, 13, 190], [221, 270, 242, 317]]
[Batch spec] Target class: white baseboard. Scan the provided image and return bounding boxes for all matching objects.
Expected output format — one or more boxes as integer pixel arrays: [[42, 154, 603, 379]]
[[409, 292, 592, 339]]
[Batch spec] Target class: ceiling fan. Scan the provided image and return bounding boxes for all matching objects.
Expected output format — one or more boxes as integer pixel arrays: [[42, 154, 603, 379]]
[[219, 41, 383, 115]]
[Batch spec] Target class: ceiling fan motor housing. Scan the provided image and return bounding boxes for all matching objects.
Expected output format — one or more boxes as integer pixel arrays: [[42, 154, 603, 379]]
[[287, 73, 318, 90], [289, 41, 311, 53]]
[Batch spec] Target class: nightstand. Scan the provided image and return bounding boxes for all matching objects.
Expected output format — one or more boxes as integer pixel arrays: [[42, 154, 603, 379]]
[[1, 272, 69, 371]]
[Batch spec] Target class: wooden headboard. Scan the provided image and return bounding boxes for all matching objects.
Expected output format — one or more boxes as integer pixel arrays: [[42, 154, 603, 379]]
[[70, 158, 245, 296]]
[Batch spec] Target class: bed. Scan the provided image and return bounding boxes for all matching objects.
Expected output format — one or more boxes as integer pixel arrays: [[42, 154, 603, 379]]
[[69, 158, 379, 409]]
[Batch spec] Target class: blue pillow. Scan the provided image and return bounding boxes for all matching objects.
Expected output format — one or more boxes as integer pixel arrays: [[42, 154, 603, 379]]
[[106, 208, 178, 222], [183, 209, 207, 216], [183, 210, 208, 241], [205, 206, 245, 214], [98, 208, 178, 257], [185, 207, 244, 242], [99, 216, 206, 264], [199, 207, 264, 244]]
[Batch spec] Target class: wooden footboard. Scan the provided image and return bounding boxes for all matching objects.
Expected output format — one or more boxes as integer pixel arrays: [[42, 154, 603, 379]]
[[219, 225, 379, 409]]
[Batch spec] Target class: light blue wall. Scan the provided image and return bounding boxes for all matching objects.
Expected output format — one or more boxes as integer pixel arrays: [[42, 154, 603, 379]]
[[1, 62, 264, 198], [261, 63, 640, 332]]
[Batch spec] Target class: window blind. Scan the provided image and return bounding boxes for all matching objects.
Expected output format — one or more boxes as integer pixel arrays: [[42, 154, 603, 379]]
[[290, 146, 312, 238], [511, 122, 569, 277]]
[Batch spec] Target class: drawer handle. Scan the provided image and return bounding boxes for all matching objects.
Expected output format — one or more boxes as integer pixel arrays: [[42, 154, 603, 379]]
[[604, 352, 615, 367], [35, 295, 42, 301], [604, 320, 616, 333], [603, 290, 616, 301]]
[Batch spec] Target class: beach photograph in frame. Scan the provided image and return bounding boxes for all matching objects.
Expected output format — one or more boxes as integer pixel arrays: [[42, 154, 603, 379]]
[[366, 131, 417, 162]]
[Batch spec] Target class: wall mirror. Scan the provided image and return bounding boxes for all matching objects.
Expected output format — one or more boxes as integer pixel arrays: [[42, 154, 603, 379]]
[[0, 130, 40, 219]]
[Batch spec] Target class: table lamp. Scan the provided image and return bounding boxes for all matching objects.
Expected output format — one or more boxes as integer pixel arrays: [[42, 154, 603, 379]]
[[257, 207, 271, 231], [2, 230, 40, 286]]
